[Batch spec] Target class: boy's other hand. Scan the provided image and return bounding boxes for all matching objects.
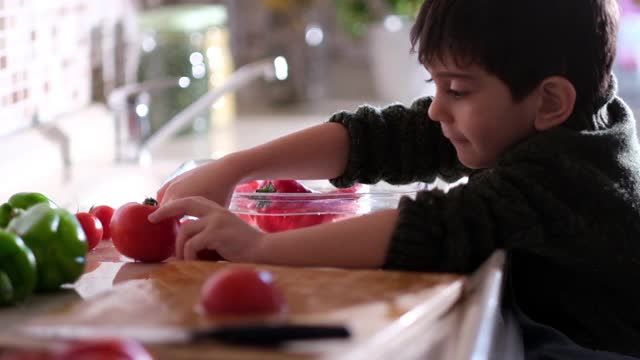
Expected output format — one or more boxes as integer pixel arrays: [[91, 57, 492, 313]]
[[157, 158, 243, 207], [148, 196, 266, 263]]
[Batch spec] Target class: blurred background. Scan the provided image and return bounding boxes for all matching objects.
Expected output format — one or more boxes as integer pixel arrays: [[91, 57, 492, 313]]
[[0, 0, 639, 206], [0, 0, 432, 141], [0, 0, 639, 144]]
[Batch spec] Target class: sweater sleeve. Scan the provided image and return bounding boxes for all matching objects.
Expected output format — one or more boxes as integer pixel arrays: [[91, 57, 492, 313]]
[[383, 164, 586, 273], [327, 97, 470, 188]]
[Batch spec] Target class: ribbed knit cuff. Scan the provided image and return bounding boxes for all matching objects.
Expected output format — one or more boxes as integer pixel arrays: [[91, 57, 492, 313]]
[[326, 108, 370, 188], [383, 193, 446, 272]]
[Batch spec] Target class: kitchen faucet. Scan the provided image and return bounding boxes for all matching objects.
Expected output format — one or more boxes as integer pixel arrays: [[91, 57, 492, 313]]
[[108, 57, 284, 164]]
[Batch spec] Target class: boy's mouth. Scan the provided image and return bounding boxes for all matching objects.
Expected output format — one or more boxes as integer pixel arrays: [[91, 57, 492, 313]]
[[442, 127, 467, 142]]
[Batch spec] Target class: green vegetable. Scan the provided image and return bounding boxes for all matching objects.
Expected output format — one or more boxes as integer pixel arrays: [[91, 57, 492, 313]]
[[0, 192, 57, 228], [0, 229, 37, 306], [8, 192, 57, 210], [335, 0, 422, 37], [0, 203, 14, 228], [7, 203, 87, 292]]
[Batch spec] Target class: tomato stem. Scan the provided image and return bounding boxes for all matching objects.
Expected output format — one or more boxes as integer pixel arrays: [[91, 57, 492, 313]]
[[143, 198, 158, 206], [253, 182, 276, 209], [255, 182, 276, 193]]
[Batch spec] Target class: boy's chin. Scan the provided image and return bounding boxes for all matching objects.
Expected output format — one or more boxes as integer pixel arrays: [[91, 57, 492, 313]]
[[457, 152, 494, 169]]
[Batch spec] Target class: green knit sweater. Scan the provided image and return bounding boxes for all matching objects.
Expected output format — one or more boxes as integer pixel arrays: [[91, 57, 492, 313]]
[[328, 94, 640, 356]]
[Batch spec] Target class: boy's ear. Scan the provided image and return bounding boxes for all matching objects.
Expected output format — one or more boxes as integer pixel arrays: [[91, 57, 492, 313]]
[[533, 76, 576, 131]]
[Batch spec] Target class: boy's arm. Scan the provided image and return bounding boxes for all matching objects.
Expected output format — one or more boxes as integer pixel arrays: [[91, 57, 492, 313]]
[[157, 122, 352, 206], [255, 209, 399, 268], [232, 122, 352, 183], [327, 97, 470, 188]]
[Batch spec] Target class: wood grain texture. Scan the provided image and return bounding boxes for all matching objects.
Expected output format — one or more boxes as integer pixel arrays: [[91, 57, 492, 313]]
[[13, 242, 463, 359]]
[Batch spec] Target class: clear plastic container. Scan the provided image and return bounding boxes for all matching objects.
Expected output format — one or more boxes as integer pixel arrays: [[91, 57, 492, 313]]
[[165, 160, 426, 232], [231, 180, 424, 232]]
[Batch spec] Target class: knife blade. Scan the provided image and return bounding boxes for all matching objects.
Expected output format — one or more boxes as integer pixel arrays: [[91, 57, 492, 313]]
[[19, 323, 350, 346]]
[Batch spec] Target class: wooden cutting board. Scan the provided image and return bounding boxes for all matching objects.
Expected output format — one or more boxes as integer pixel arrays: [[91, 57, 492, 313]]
[[10, 243, 464, 359]]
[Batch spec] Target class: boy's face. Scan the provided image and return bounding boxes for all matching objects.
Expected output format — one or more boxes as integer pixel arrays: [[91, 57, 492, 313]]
[[426, 56, 538, 169]]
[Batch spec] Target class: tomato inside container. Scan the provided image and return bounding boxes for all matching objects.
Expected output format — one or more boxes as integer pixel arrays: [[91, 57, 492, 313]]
[[229, 180, 423, 233]]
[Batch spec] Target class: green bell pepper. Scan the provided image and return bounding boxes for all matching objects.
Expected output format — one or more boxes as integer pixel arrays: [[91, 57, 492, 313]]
[[0, 192, 58, 228], [0, 203, 13, 228], [0, 229, 37, 306], [7, 203, 87, 292]]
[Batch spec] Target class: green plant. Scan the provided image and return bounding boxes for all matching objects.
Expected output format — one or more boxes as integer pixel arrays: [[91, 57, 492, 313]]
[[336, 0, 423, 37]]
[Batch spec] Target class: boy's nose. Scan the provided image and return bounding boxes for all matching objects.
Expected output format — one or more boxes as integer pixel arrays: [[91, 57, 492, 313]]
[[427, 96, 449, 123]]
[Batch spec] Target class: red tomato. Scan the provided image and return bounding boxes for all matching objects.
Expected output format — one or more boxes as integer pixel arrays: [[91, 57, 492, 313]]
[[233, 181, 263, 226], [254, 208, 336, 233], [76, 212, 103, 251], [249, 180, 359, 232], [258, 180, 313, 194], [55, 339, 153, 360], [110, 198, 179, 263], [90, 205, 115, 240], [200, 268, 286, 315]]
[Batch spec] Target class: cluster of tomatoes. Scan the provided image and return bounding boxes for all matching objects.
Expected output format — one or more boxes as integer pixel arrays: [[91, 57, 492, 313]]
[[236, 180, 361, 233], [74, 205, 115, 251], [75, 198, 178, 263], [75, 180, 360, 264], [75, 194, 289, 316], [73, 180, 360, 316], [5, 186, 304, 360]]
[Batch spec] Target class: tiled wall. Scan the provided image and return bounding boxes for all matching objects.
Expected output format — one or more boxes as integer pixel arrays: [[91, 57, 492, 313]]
[[0, 0, 136, 137]]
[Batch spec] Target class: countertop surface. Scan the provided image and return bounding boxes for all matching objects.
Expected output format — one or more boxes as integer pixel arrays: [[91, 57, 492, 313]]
[[0, 241, 467, 359]]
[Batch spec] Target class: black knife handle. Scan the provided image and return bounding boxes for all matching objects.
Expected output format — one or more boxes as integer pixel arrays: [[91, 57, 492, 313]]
[[192, 324, 351, 346]]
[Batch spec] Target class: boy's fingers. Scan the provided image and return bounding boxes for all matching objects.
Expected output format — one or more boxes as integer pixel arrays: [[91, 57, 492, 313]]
[[184, 232, 215, 261], [156, 184, 168, 204], [147, 201, 184, 223], [176, 219, 206, 259], [148, 197, 221, 223]]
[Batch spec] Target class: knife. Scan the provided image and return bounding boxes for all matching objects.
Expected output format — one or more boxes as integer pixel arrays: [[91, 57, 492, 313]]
[[19, 323, 351, 347], [192, 323, 350, 345]]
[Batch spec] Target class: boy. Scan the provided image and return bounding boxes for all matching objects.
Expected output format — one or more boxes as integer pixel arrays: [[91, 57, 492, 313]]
[[150, 0, 640, 358]]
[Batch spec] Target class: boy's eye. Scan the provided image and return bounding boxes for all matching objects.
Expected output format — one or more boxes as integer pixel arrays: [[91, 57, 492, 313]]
[[424, 78, 434, 84], [447, 89, 468, 98]]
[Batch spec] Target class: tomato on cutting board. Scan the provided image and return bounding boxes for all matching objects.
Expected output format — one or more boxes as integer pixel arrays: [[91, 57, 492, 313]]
[[200, 268, 286, 316], [110, 198, 179, 263]]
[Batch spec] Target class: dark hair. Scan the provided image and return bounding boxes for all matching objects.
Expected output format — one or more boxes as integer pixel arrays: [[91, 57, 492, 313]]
[[410, 0, 620, 129]]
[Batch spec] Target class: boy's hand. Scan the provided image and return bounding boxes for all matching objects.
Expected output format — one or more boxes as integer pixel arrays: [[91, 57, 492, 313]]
[[148, 196, 266, 262], [157, 157, 244, 207]]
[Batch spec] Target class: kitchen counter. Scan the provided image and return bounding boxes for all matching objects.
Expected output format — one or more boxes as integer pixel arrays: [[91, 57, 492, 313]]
[[0, 241, 507, 359]]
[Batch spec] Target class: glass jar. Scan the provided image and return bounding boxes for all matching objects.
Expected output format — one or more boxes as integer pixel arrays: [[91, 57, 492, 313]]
[[136, 4, 236, 136]]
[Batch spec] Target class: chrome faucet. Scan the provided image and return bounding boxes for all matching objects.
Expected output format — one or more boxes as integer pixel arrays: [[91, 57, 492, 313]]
[[108, 57, 284, 164]]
